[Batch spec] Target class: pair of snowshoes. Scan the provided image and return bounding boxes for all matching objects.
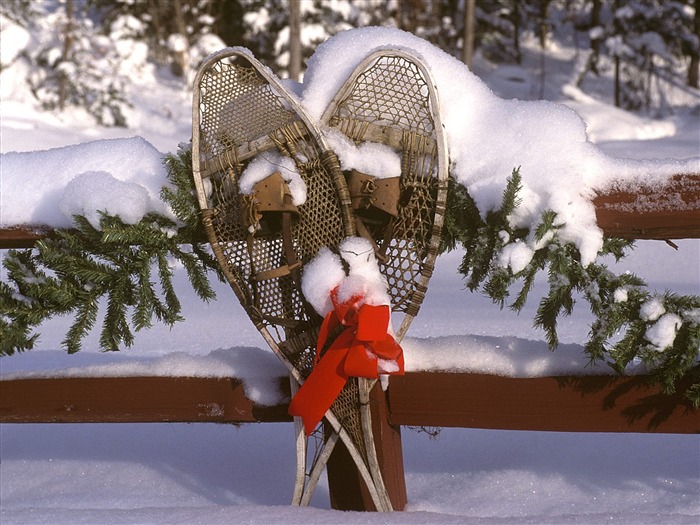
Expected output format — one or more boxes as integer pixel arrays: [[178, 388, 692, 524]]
[[191, 48, 448, 511]]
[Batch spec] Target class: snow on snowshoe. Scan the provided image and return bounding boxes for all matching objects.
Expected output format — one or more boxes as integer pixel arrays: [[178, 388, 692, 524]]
[[191, 48, 393, 511]]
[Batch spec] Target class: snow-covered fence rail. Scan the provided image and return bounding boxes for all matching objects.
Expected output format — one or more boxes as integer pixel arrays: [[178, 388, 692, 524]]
[[0, 376, 290, 424], [592, 173, 700, 240], [0, 228, 52, 250], [2, 172, 698, 250]]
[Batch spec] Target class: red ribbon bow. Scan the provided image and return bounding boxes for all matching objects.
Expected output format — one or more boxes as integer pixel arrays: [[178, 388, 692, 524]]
[[288, 286, 404, 435]]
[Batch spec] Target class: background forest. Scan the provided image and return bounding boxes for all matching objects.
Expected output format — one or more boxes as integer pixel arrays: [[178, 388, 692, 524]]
[[2, 0, 698, 127]]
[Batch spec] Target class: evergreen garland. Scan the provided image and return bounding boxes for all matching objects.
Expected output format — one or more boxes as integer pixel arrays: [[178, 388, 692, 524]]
[[442, 169, 700, 407], [2, 153, 698, 406], [0, 145, 222, 355]]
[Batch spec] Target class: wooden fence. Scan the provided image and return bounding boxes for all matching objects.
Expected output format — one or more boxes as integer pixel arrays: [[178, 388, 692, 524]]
[[1, 172, 699, 511]]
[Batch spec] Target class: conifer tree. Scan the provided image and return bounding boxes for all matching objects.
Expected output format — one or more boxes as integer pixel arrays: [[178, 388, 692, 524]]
[[22, 1, 131, 126]]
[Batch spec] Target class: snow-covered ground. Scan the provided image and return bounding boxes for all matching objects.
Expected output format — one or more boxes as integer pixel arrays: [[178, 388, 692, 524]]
[[1, 27, 699, 525]]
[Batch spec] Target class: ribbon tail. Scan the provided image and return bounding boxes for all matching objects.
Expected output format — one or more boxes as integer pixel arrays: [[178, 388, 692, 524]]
[[288, 338, 351, 436], [314, 310, 338, 366]]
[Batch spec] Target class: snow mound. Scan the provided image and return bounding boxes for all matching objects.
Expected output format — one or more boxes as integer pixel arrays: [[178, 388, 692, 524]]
[[0, 136, 174, 229], [403, 334, 613, 377]]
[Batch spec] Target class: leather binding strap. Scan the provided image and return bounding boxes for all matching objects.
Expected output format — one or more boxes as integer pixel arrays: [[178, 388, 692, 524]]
[[347, 169, 400, 262], [241, 172, 301, 310]]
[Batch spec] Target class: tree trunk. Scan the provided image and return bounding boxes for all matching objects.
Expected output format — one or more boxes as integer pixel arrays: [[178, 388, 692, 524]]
[[462, 0, 476, 68], [538, 0, 550, 99], [147, 0, 167, 64], [58, 0, 75, 111], [513, 1, 522, 65], [397, 0, 423, 34], [614, 55, 620, 107], [613, 0, 621, 106], [589, 0, 602, 75], [690, 57, 699, 89], [171, 0, 190, 82], [288, 0, 302, 81], [689, 0, 699, 88]]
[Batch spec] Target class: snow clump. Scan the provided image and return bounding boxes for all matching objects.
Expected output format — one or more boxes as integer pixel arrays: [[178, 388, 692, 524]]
[[301, 237, 391, 316], [640, 297, 666, 322], [645, 313, 682, 351], [0, 137, 174, 229], [238, 152, 307, 205]]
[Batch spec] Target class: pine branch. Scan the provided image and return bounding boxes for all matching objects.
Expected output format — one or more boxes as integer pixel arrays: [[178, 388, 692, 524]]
[[442, 167, 700, 404], [0, 144, 222, 355]]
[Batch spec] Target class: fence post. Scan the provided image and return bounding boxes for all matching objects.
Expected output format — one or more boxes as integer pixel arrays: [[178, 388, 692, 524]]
[[326, 382, 407, 511]]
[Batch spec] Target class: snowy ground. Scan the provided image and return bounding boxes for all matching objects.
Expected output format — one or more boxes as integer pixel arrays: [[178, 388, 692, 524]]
[[1, 30, 699, 524]]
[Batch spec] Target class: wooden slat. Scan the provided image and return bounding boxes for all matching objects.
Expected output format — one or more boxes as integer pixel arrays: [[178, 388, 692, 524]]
[[387, 372, 699, 434], [0, 376, 292, 424], [0, 227, 56, 249], [593, 173, 700, 239], [3, 373, 697, 433]]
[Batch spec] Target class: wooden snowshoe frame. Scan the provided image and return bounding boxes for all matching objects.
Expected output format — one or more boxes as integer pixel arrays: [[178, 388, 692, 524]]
[[320, 50, 449, 510], [191, 48, 394, 511]]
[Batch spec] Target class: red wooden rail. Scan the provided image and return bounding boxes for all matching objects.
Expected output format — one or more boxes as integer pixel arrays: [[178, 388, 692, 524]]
[[2, 373, 696, 431], [1, 371, 698, 511], [387, 372, 698, 433], [593, 173, 700, 239], [0, 376, 291, 424], [335, 372, 700, 511]]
